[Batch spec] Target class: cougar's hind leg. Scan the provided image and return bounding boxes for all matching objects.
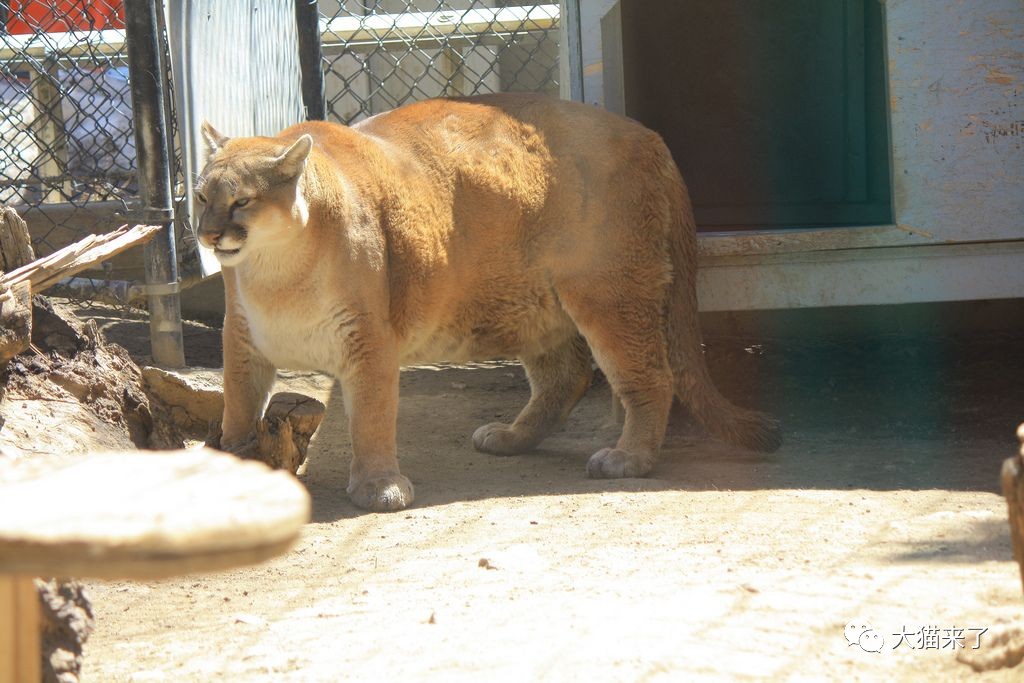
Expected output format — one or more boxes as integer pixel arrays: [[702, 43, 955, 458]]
[[556, 279, 674, 478], [473, 334, 593, 455]]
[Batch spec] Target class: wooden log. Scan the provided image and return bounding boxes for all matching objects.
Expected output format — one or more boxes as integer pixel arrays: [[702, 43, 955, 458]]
[[0, 206, 35, 272], [10, 200, 150, 281], [207, 392, 326, 475], [256, 416, 303, 474], [258, 392, 327, 474], [265, 392, 326, 439], [0, 207, 35, 366], [1002, 423, 1024, 595]]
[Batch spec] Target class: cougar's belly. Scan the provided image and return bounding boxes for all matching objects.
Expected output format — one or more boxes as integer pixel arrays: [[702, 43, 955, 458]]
[[399, 282, 576, 365]]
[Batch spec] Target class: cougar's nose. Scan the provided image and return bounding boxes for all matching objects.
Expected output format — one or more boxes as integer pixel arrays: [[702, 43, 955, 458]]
[[196, 219, 223, 248], [198, 230, 221, 249]]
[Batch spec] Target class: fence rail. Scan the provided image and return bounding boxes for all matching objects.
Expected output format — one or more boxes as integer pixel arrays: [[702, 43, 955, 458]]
[[320, 4, 558, 49], [317, 1, 562, 126], [0, 28, 125, 60]]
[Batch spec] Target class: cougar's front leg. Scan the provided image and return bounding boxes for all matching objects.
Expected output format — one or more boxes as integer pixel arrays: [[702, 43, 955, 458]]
[[339, 340, 412, 512], [220, 310, 275, 451]]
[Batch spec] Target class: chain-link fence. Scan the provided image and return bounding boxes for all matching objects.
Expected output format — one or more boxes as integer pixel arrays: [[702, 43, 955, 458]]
[[0, 0, 188, 306], [318, 1, 560, 125], [2, 0, 563, 305]]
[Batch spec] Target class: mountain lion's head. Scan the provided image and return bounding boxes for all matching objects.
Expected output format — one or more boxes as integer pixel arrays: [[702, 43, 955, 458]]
[[194, 122, 313, 267]]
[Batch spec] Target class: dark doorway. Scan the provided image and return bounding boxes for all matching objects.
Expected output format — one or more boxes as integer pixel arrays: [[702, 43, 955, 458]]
[[619, 0, 892, 230]]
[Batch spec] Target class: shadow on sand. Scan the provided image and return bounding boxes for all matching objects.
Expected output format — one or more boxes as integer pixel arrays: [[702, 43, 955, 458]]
[[300, 363, 1016, 524]]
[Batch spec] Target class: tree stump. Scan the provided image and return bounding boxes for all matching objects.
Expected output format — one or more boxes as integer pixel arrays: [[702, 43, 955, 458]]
[[1002, 423, 1024, 595], [0, 448, 311, 683], [207, 392, 326, 475]]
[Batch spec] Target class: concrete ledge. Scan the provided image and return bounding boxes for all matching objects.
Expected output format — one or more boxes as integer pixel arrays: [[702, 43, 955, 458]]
[[698, 240, 1024, 311]]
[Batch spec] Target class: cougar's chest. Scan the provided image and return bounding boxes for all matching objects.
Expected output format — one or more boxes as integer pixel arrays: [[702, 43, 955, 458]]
[[237, 289, 338, 372]]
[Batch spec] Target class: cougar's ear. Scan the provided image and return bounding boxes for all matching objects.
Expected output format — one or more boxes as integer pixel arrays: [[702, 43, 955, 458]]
[[201, 120, 230, 158], [276, 134, 313, 179]]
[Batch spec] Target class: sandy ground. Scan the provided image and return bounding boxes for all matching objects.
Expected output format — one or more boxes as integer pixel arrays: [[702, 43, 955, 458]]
[[75, 308, 1024, 681]]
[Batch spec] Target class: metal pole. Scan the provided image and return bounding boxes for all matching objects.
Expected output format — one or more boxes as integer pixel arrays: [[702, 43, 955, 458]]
[[295, 0, 325, 121], [125, 0, 186, 368], [563, 0, 585, 102]]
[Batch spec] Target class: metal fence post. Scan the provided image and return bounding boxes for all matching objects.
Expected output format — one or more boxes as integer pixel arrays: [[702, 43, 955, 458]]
[[295, 0, 325, 121], [563, 0, 585, 102], [124, 0, 186, 368]]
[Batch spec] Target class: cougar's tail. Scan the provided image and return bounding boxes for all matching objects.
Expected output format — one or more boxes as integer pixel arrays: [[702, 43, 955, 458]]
[[664, 170, 782, 453]]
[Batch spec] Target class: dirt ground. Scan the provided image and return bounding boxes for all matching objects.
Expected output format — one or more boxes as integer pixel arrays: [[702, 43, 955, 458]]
[[72, 305, 1024, 681]]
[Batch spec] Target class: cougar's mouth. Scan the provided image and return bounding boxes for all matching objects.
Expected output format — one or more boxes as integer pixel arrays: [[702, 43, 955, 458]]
[[213, 226, 247, 260]]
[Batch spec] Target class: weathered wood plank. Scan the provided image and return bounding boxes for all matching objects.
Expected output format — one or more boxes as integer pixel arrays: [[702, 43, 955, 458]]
[[0, 224, 160, 295]]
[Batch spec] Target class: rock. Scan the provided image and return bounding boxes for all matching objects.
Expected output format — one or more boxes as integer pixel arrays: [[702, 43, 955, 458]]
[[142, 367, 225, 436]]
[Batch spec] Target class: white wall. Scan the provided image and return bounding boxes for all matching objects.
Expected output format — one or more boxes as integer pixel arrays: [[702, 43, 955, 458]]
[[578, 0, 618, 108]]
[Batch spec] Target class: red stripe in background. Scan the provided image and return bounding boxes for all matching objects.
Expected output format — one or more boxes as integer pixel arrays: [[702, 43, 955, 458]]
[[6, 1, 125, 35]]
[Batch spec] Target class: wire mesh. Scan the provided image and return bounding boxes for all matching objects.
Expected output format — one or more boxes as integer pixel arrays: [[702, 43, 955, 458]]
[[0, 0, 184, 306], [318, 1, 560, 126]]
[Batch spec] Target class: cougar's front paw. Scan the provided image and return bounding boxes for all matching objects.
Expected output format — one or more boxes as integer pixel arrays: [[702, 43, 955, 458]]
[[472, 422, 537, 456], [347, 473, 414, 512], [586, 447, 652, 479]]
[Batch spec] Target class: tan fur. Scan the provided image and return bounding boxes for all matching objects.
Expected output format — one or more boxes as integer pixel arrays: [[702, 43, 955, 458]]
[[196, 94, 780, 512]]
